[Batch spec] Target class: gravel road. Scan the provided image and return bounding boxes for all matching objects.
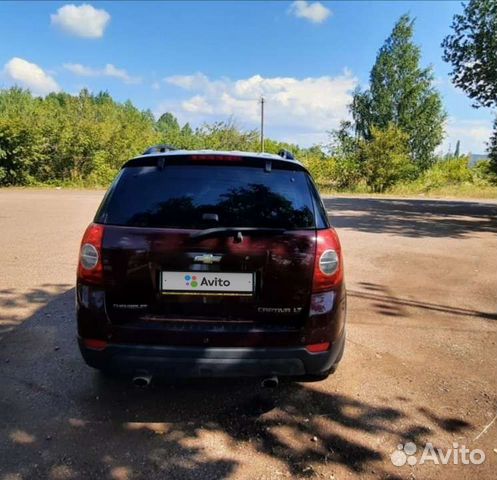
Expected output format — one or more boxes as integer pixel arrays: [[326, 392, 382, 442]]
[[0, 189, 496, 480]]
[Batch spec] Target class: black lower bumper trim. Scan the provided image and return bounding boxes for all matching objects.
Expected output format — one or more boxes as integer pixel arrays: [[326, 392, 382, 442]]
[[78, 332, 345, 378]]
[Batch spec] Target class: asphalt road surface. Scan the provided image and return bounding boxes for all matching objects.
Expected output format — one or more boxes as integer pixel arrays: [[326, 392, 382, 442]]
[[0, 189, 496, 480]]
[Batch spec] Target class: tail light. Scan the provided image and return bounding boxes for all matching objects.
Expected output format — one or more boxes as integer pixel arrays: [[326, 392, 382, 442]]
[[189, 154, 243, 162], [77, 223, 104, 285], [312, 228, 343, 293]]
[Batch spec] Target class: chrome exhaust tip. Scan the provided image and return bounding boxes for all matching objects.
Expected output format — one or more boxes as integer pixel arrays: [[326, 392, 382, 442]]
[[132, 375, 152, 387], [261, 376, 279, 389]]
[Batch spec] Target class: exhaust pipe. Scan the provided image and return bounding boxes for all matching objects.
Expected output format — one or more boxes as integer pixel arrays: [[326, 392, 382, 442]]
[[132, 375, 152, 387], [261, 376, 279, 389]]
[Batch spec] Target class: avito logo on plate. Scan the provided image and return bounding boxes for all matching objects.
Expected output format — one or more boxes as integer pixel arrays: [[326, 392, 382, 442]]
[[184, 274, 198, 288], [184, 274, 232, 288]]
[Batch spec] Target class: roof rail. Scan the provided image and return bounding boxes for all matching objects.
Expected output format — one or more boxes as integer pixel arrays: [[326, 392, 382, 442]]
[[278, 149, 295, 161], [143, 144, 177, 155]]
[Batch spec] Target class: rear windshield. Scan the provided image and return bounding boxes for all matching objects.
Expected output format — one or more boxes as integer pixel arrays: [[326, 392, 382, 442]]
[[96, 164, 316, 229]]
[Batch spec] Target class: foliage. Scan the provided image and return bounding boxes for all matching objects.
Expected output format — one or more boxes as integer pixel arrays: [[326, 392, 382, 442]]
[[351, 14, 445, 170], [472, 158, 496, 183], [0, 86, 495, 197], [386, 156, 497, 197], [488, 116, 497, 177], [442, 0, 497, 175], [417, 156, 473, 189], [155, 112, 181, 147], [195, 118, 259, 151], [302, 157, 336, 189], [323, 121, 363, 189], [442, 0, 497, 109], [0, 88, 304, 187], [357, 125, 414, 193], [0, 118, 46, 185], [0, 88, 161, 186], [328, 120, 358, 158]]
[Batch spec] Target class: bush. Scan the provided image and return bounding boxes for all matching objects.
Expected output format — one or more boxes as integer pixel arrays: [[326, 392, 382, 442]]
[[417, 156, 472, 189], [387, 156, 497, 197], [473, 159, 497, 185], [333, 155, 364, 190], [358, 125, 415, 192], [303, 157, 336, 188]]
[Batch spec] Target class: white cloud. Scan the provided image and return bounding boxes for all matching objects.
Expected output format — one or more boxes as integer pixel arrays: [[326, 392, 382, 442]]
[[64, 63, 141, 84], [3, 57, 60, 95], [102, 64, 140, 84], [158, 70, 357, 145], [51, 4, 110, 39], [289, 1, 332, 24], [182, 95, 214, 114], [166, 73, 217, 92], [441, 117, 493, 155], [63, 63, 95, 76]]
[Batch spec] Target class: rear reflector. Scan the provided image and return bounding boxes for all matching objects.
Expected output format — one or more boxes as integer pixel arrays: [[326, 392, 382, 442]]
[[306, 342, 331, 353], [83, 338, 108, 350]]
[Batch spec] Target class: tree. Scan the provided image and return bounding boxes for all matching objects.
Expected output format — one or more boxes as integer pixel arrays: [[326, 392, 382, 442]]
[[156, 112, 180, 133], [326, 120, 362, 189], [328, 120, 358, 158], [454, 140, 461, 157], [196, 118, 259, 151], [442, 0, 497, 108], [181, 122, 193, 137], [0, 87, 160, 185], [358, 125, 414, 193], [0, 118, 47, 185], [352, 14, 446, 170], [442, 0, 497, 174], [489, 117, 497, 172]]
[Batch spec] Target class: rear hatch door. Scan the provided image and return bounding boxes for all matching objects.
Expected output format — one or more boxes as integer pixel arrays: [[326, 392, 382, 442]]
[[97, 155, 318, 328]]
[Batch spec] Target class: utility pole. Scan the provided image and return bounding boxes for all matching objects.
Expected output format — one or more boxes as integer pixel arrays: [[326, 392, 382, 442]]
[[260, 96, 265, 152]]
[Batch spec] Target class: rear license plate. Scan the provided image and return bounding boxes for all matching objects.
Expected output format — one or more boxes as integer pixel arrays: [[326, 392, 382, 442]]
[[161, 271, 254, 295]]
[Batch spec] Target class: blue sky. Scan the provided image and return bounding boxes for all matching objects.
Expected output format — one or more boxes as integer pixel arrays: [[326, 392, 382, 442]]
[[0, 1, 493, 153]]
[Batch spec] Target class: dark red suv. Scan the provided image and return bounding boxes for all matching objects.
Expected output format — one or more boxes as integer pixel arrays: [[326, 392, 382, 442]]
[[77, 149, 346, 382]]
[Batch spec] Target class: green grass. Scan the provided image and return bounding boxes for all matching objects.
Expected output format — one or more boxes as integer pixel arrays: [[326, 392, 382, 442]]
[[386, 182, 497, 199], [316, 182, 497, 200]]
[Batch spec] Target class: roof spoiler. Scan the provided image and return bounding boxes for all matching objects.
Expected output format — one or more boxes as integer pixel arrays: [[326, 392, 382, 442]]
[[278, 149, 295, 160], [142, 144, 177, 155]]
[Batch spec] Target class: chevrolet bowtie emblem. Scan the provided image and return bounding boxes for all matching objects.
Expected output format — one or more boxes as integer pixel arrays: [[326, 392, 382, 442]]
[[194, 254, 222, 264]]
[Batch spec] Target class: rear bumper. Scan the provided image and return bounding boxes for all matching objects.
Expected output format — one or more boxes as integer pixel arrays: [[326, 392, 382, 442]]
[[78, 330, 345, 378]]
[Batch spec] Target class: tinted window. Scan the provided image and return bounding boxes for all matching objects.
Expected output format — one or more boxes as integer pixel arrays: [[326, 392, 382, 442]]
[[97, 165, 315, 229]]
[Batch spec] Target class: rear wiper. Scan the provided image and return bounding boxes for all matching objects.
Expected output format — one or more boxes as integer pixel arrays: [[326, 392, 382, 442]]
[[190, 227, 286, 242]]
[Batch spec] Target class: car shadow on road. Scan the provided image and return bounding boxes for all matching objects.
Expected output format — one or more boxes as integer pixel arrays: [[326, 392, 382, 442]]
[[0, 284, 72, 340], [0, 287, 474, 479], [323, 197, 497, 238]]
